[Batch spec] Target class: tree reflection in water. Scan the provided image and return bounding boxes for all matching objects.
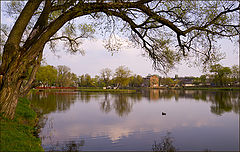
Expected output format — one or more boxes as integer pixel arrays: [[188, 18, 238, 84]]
[[113, 93, 133, 117], [29, 89, 239, 117], [146, 89, 239, 115], [100, 93, 111, 113], [29, 91, 78, 114], [47, 139, 85, 151], [99, 93, 142, 117], [152, 132, 176, 152], [152, 132, 214, 152], [28, 90, 239, 151], [209, 91, 239, 115]]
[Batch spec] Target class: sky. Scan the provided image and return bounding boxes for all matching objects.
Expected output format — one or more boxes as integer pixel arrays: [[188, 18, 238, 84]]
[[1, 1, 239, 78], [43, 38, 239, 78]]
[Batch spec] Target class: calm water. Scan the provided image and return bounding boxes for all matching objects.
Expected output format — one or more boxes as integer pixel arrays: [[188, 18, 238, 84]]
[[29, 89, 239, 151]]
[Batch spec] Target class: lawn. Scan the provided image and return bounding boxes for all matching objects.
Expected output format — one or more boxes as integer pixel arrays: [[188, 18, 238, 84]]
[[0, 98, 43, 151]]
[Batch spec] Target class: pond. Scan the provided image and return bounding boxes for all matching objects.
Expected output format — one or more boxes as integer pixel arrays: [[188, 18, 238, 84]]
[[29, 89, 239, 151]]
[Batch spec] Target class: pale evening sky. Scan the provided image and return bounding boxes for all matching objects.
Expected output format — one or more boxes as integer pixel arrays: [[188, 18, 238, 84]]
[[43, 38, 239, 78]]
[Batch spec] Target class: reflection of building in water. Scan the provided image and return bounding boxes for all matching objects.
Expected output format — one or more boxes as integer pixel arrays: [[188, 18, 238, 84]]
[[149, 89, 160, 101]]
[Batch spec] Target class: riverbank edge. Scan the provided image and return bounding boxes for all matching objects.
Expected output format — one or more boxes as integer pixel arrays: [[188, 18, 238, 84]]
[[33, 88, 136, 93], [0, 98, 43, 151], [150, 86, 240, 90], [32, 87, 240, 93]]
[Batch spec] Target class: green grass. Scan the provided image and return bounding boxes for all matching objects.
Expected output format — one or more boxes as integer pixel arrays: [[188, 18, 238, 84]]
[[0, 98, 43, 152], [179, 87, 240, 90], [76, 88, 136, 92], [34, 87, 136, 93]]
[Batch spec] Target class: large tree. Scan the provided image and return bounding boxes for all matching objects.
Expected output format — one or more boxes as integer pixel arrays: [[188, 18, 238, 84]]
[[35, 65, 58, 87], [56, 65, 71, 87], [230, 65, 240, 85], [0, 0, 239, 118], [114, 65, 131, 88], [210, 64, 232, 86], [100, 68, 112, 87]]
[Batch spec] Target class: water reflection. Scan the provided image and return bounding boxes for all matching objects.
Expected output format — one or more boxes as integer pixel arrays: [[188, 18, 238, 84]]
[[30, 89, 240, 116], [144, 89, 240, 115], [28, 89, 239, 151], [29, 91, 78, 114], [45, 139, 85, 152], [100, 93, 142, 117], [209, 91, 239, 115], [152, 132, 176, 152]]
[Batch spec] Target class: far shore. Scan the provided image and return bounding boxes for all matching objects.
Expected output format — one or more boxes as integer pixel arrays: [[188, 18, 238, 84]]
[[33, 86, 240, 93], [149, 86, 240, 90], [33, 87, 136, 93]]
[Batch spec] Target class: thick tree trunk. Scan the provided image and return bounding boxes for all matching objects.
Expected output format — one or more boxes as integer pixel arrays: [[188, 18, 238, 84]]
[[0, 46, 43, 119], [0, 53, 43, 119], [0, 55, 25, 119], [0, 83, 21, 119], [20, 51, 43, 97]]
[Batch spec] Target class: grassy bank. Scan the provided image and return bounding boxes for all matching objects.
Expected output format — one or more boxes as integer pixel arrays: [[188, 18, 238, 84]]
[[76, 88, 136, 93], [0, 98, 43, 151], [179, 87, 240, 90], [150, 86, 240, 91], [34, 88, 136, 93]]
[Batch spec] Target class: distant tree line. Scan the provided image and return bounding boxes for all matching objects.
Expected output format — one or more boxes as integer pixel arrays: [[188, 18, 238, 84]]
[[33, 65, 143, 88], [160, 64, 239, 87], [33, 63, 239, 88]]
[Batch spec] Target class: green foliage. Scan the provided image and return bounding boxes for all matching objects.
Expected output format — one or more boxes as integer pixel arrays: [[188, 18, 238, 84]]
[[200, 75, 207, 85], [35, 64, 79, 87], [79, 74, 94, 87], [161, 77, 174, 86], [210, 64, 232, 86], [129, 75, 143, 87], [33, 63, 239, 89], [0, 98, 43, 151], [100, 68, 112, 87], [114, 65, 132, 88], [36, 65, 58, 86], [193, 77, 201, 85], [77, 88, 136, 93], [56, 65, 71, 84], [230, 65, 240, 83]]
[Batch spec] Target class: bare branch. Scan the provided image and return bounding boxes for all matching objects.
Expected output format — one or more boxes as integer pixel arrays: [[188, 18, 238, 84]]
[[183, 4, 240, 35], [6, 0, 42, 47]]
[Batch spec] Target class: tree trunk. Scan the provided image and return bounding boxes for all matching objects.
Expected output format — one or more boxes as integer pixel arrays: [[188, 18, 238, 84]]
[[20, 51, 43, 97], [0, 47, 40, 119], [0, 83, 21, 119], [0, 61, 25, 119]]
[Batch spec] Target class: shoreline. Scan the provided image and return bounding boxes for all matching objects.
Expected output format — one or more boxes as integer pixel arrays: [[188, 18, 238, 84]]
[[149, 86, 240, 91], [32, 86, 240, 93], [0, 98, 43, 151], [33, 88, 137, 93]]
